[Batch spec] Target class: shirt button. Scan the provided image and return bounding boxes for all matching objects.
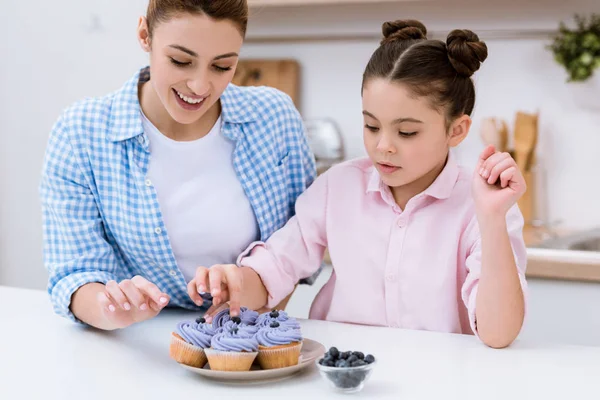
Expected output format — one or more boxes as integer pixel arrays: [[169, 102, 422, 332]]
[[155, 227, 162, 234], [169, 270, 177, 277], [145, 179, 152, 187], [386, 274, 397, 282], [397, 218, 406, 228]]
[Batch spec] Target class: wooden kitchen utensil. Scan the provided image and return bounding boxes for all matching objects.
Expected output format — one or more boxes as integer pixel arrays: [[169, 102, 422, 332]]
[[480, 117, 509, 152], [513, 111, 539, 226], [513, 111, 538, 172], [232, 59, 301, 109]]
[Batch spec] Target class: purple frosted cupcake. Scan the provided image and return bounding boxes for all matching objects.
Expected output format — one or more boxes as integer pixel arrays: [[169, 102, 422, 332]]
[[205, 322, 259, 371], [255, 321, 303, 369], [169, 317, 215, 368]]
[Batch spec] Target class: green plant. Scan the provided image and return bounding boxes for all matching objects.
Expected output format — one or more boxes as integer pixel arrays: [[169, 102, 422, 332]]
[[549, 14, 600, 82]]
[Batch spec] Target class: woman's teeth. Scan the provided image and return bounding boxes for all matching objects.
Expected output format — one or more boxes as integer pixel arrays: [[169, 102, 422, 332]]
[[176, 90, 204, 104]]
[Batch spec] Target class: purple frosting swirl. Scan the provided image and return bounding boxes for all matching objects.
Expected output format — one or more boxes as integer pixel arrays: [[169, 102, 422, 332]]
[[210, 328, 259, 352], [256, 311, 301, 329], [175, 320, 215, 349], [217, 320, 260, 336], [255, 325, 303, 347], [213, 307, 259, 328]]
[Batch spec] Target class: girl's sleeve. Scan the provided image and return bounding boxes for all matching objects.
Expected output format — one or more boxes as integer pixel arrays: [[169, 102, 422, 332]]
[[238, 173, 329, 308], [461, 205, 529, 336]]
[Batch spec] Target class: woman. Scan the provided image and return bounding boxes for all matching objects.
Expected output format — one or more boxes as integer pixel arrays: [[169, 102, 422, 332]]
[[40, 0, 316, 330]]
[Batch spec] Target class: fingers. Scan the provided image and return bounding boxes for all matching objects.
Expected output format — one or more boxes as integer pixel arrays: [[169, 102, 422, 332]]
[[209, 266, 224, 299], [479, 152, 511, 181], [477, 144, 497, 170], [105, 280, 130, 311], [194, 267, 210, 295], [119, 279, 147, 311], [187, 279, 204, 307], [485, 156, 515, 185], [97, 290, 117, 313], [500, 167, 527, 194], [223, 265, 243, 317], [499, 166, 517, 188], [132, 275, 169, 308]]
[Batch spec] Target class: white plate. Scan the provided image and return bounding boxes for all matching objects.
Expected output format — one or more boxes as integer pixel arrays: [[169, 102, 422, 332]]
[[180, 338, 326, 384]]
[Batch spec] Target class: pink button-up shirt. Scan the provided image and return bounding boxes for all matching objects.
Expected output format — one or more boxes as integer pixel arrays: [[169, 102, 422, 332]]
[[239, 153, 528, 336]]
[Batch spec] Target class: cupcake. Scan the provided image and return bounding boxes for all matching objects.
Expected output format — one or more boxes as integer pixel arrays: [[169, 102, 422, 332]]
[[205, 323, 259, 371], [255, 321, 303, 369], [169, 317, 216, 368], [213, 306, 259, 328], [256, 309, 301, 330]]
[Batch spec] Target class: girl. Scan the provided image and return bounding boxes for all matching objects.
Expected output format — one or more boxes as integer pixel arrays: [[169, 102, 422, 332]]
[[40, 0, 316, 330], [192, 20, 528, 348]]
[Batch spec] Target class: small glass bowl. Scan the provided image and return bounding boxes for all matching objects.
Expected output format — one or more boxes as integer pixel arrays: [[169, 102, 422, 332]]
[[315, 358, 376, 394]]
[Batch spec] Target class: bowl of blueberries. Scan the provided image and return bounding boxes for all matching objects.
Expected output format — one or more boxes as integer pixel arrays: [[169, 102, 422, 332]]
[[316, 347, 376, 393]]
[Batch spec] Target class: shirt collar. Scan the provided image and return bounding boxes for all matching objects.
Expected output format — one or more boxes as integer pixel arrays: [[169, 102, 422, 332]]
[[366, 151, 460, 201], [106, 66, 258, 143]]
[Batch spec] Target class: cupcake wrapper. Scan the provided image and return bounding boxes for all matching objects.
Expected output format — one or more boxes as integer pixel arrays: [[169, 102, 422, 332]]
[[204, 348, 258, 371], [169, 334, 208, 368], [257, 341, 303, 370]]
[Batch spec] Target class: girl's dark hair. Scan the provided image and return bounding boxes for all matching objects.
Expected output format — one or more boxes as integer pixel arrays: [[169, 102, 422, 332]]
[[362, 19, 488, 125], [146, 0, 248, 38]]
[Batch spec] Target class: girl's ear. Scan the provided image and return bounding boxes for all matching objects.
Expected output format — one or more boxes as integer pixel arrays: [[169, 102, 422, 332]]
[[137, 16, 151, 53], [448, 115, 471, 148]]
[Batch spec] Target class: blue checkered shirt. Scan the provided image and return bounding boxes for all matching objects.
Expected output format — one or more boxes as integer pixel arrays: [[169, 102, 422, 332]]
[[40, 67, 316, 322]]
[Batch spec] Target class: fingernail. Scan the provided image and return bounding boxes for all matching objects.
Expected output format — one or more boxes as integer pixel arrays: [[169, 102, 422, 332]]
[[483, 170, 489, 178], [198, 284, 205, 293], [211, 289, 218, 296], [108, 305, 116, 312], [479, 168, 484, 175], [205, 316, 213, 323], [123, 302, 131, 311], [160, 297, 168, 304], [140, 303, 148, 311]]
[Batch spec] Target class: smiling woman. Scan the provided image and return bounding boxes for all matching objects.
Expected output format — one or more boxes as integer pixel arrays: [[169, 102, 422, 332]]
[[39, 0, 316, 331]]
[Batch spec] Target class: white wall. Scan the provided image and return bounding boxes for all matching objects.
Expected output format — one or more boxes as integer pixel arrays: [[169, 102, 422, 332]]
[[1, 0, 599, 348]]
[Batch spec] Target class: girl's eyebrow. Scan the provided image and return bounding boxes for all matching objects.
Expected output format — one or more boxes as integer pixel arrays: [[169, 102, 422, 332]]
[[363, 110, 423, 124]]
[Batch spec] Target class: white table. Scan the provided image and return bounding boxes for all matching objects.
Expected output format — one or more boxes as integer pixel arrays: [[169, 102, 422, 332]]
[[2, 286, 599, 399]]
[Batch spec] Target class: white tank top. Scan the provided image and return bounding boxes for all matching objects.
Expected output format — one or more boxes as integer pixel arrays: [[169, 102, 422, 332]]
[[141, 112, 259, 282]]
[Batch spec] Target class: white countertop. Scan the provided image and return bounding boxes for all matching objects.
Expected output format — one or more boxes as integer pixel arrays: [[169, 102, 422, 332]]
[[2, 286, 600, 400]]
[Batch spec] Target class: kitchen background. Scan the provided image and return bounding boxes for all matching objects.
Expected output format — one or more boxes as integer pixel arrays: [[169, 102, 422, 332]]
[[1, 0, 599, 345]]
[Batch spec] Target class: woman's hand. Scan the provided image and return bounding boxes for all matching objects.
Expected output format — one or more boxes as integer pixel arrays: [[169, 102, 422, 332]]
[[98, 276, 170, 329]]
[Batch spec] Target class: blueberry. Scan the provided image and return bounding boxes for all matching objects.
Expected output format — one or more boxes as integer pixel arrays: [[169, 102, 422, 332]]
[[199, 292, 213, 301], [318, 359, 325, 365], [325, 360, 336, 367], [231, 327, 239, 334], [328, 347, 340, 359], [335, 359, 349, 368], [365, 354, 375, 364], [340, 351, 351, 360], [270, 321, 280, 328], [347, 355, 358, 363], [351, 360, 367, 367], [269, 310, 280, 318], [231, 316, 241, 324], [352, 351, 365, 360], [195, 317, 206, 324]]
